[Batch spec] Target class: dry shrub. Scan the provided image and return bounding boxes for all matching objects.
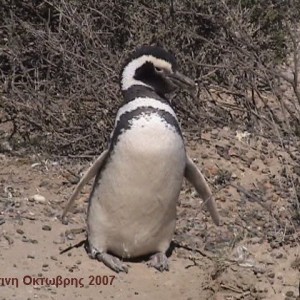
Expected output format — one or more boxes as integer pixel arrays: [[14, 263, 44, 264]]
[[0, 0, 299, 155]]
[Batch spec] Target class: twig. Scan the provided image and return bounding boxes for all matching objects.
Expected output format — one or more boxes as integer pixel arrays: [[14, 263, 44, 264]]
[[172, 241, 214, 260]]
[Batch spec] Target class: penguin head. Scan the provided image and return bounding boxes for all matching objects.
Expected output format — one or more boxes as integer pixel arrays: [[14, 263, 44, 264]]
[[120, 45, 196, 96]]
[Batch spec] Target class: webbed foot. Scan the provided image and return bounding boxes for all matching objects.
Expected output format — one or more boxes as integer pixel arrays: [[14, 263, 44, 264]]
[[147, 252, 169, 272], [96, 252, 128, 273]]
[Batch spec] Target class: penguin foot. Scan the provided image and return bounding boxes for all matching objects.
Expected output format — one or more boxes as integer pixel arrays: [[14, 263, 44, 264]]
[[147, 252, 169, 272], [96, 252, 128, 273]]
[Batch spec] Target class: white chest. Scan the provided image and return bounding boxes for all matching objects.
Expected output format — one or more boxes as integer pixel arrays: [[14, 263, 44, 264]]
[[88, 114, 186, 257]]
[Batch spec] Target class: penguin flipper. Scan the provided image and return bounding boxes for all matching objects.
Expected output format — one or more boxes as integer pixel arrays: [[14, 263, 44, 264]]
[[61, 149, 109, 220], [184, 155, 220, 226]]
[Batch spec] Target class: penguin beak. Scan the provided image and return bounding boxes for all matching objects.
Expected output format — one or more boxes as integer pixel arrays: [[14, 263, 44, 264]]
[[167, 71, 196, 91]]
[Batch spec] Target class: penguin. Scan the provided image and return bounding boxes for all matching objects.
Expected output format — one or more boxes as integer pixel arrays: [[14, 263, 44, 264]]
[[62, 45, 220, 273]]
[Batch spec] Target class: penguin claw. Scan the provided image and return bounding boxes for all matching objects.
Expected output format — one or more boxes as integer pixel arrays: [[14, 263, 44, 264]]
[[147, 252, 169, 272], [96, 252, 128, 273]]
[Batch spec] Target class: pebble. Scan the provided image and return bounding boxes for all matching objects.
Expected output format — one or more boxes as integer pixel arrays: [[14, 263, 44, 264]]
[[22, 237, 29, 242], [270, 241, 279, 249], [53, 234, 65, 244], [42, 264, 49, 271], [22, 237, 38, 244], [42, 225, 52, 231], [65, 232, 75, 240], [251, 237, 262, 244], [286, 291, 294, 297], [16, 229, 24, 235], [4, 234, 14, 245], [69, 228, 85, 235], [271, 251, 284, 259], [0, 218, 5, 225], [253, 265, 266, 275], [27, 255, 35, 259], [30, 194, 46, 203], [260, 154, 266, 161], [267, 272, 275, 279], [211, 129, 219, 137]]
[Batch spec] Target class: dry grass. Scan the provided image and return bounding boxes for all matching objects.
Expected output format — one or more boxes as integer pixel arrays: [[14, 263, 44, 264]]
[[0, 0, 299, 155]]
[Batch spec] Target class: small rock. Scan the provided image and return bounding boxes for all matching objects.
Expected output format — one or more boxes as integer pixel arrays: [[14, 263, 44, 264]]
[[270, 241, 279, 249], [24, 214, 36, 220], [0, 141, 13, 152], [211, 129, 218, 137], [65, 231, 75, 240], [30, 194, 46, 203], [260, 154, 266, 161], [42, 225, 52, 231], [286, 291, 294, 297], [253, 265, 266, 275], [4, 234, 14, 245], [251, 237, 262, 244], [294, 166, 300, 176], [69, 228, 85, 235], [16, 229, 24, 235], [53, 234, 65, 244], [42, 263, 49, 271], [267, 272, 275, 279], [201, 153, 208, 159], [0, 217, 5, 225], [273, 251, 284, 259], [27, 255, 35, 259], [50, 256, 58, 261]]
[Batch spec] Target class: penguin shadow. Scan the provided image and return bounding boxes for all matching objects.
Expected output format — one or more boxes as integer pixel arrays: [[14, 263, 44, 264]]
[[119, 241, 176, 265], [59, 238, 176, 267]]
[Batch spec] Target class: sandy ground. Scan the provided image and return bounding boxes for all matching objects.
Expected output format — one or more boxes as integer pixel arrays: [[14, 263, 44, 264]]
[[0, 127, 299, 300]]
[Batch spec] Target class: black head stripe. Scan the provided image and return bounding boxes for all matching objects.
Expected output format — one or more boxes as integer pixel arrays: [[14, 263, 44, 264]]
[[120, 45, 177, 84], [110, 107, 182, 149], [122, 85, 169, 104]]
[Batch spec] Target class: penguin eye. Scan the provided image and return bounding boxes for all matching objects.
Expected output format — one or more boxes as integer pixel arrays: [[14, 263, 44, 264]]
[[155, 67, 163, 73]]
